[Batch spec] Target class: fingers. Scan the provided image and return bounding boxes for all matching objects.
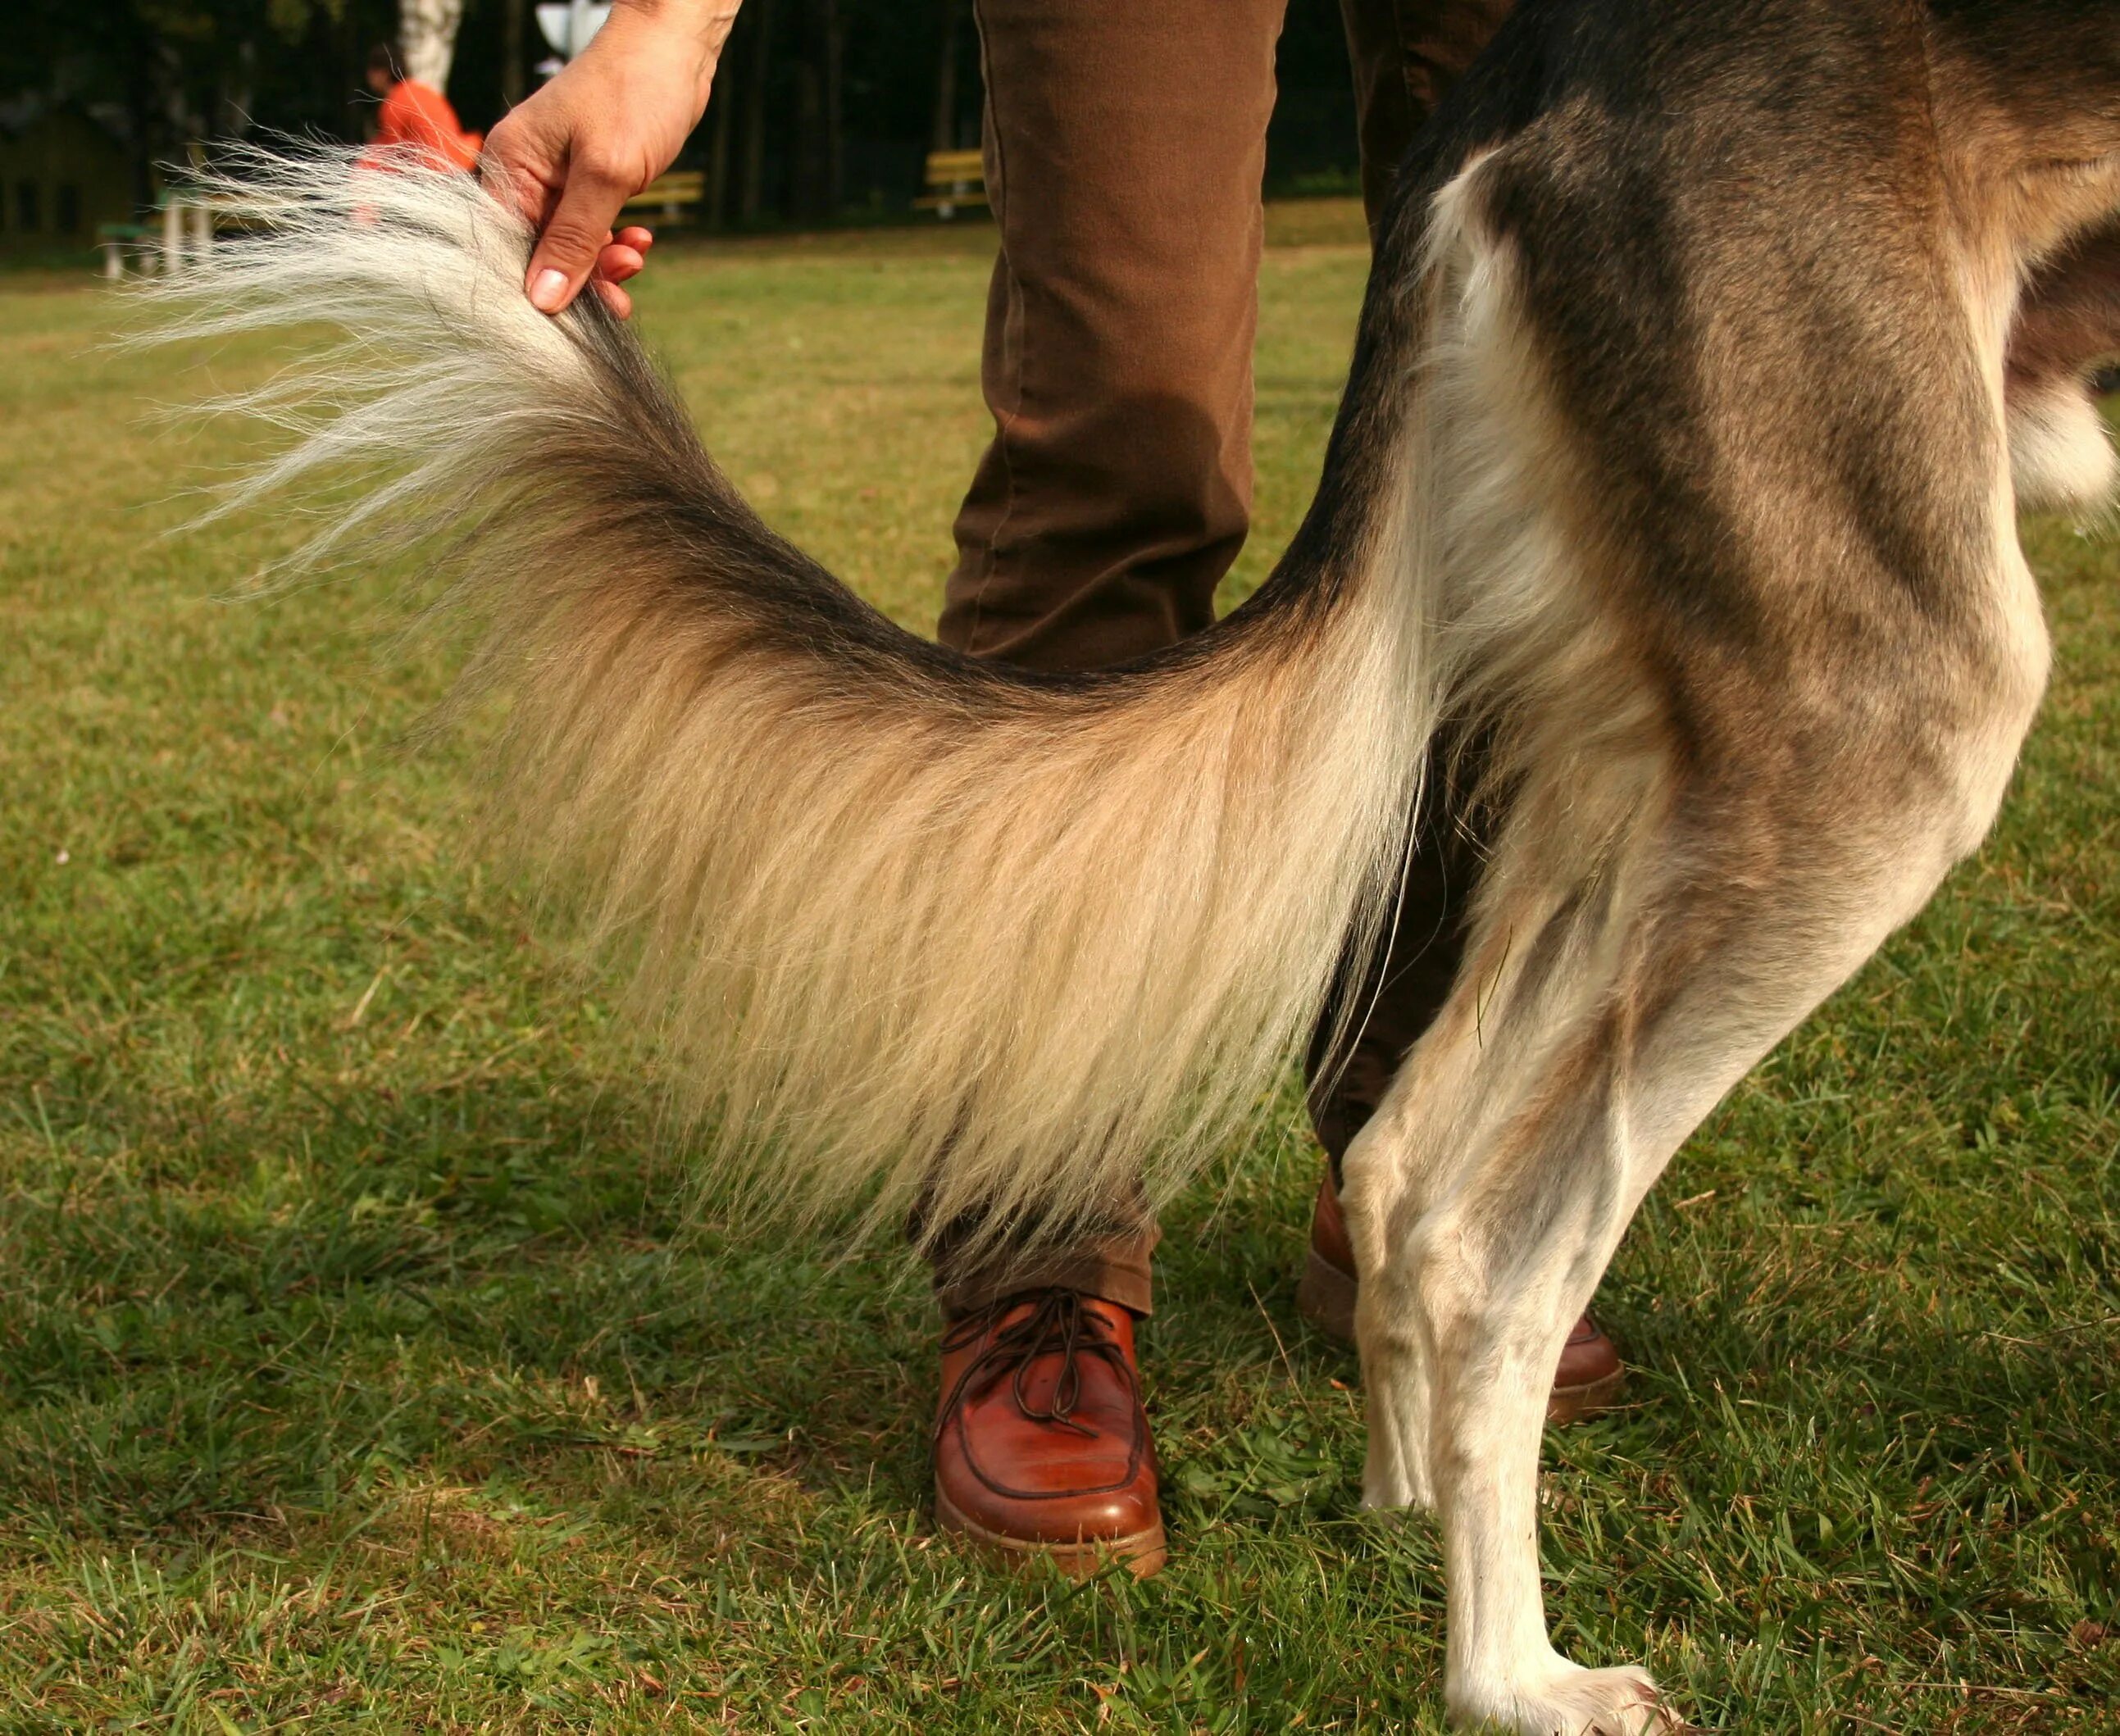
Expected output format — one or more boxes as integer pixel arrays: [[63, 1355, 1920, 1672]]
[[525, 158, 633, 313], [596, 240, 647, 284], [589, 235, 646, 320]]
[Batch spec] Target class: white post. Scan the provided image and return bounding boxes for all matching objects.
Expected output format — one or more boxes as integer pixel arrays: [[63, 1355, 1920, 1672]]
[[399, 0, 467, 89], [101, 238, 125, 279], [535, 1, 611, 61], [162, 199, 184, 275], [188, 201, 212, 263]]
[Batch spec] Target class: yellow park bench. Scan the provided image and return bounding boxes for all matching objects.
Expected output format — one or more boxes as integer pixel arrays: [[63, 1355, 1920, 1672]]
[[622, 170, 706, 224], [913, 148, 986, 220]]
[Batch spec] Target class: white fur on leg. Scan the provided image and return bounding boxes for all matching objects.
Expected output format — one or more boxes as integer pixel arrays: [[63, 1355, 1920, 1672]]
[[1344, 1048, 1663, 1730], [1345, 1120, 1437, 1511], [1357, 1320, 1437, 1511], [2007, 374, 2117, 511], [1452, 1661, 1669, 1736], [1434, 1284, 1663, 1732], [1412, 1207, 1667, 1735]]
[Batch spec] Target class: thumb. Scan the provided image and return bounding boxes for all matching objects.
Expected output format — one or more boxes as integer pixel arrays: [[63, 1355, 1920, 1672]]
[[525, 159, 630, 313]]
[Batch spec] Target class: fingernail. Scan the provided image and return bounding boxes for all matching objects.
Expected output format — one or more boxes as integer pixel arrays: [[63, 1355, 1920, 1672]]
[[530, 269, 568, 312]]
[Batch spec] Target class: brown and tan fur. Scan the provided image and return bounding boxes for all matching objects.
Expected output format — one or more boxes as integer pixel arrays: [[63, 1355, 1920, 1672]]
[[157, 2, 2120, 1728], [1333, 6, 2120, 1729]]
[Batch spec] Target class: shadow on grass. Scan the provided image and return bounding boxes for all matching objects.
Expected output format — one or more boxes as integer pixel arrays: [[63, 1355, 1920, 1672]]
[[10, 1064, 2110, 1520], [6, 1057, 2117, 1729], [2, 1070, 945, 1534]]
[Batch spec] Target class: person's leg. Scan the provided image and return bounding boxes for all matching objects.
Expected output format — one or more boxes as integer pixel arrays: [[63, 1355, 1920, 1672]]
[[1338, 0, 1515, 234], [937, 0, 1284, 675], [925, 0, 1287, 1321], [1299, 0, 1624, 1416], [926, 0, 1288, 1579], [921, 1193, 1158, 1320]]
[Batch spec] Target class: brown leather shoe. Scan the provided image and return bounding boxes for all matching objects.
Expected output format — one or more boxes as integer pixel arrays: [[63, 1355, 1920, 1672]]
[[933, 1288, 1167, 1579], [1295, 1175, 1625, 1423]]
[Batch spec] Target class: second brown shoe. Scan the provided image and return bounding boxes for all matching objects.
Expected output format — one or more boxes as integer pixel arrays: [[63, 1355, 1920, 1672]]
[[1295, 1175, 1626, 1423], [933, 1288, 1166, 1579]]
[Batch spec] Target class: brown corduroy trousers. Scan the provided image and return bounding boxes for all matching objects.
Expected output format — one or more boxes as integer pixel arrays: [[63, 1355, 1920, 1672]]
[[928, 0, 1514, 1317]]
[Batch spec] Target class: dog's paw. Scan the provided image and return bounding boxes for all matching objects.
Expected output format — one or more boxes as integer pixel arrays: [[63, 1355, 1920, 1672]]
[[1449, 1661, 1676, 1736]]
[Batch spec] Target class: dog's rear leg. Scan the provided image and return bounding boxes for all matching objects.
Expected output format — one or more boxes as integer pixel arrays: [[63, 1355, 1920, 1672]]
[[1344, 658, 2041, 1733]]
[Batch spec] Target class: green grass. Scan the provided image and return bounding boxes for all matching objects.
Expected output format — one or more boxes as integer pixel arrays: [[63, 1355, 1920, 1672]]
[[2, 199, 2115, 1732]]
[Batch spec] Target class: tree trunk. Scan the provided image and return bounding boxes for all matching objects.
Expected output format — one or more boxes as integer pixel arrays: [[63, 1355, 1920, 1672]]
[[398, 0, 466, 91], [792, 54, 821, 219], [707, 15, 739, 227], [789, 0, 839, 220], [215, 37, 258, 143], [930, 0, 962, 154], [821, 0, 844, 215], [502, 0, 527, 107], [739, 0, 780, 224]]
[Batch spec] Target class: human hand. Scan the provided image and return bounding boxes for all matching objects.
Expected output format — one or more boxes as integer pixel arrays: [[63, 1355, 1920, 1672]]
[[575, 223, 656, 318], [480, 0, 739, 316]]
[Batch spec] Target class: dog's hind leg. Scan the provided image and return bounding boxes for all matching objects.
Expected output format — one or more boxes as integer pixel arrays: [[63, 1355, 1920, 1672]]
[[1342, 615, 2045, 1732]]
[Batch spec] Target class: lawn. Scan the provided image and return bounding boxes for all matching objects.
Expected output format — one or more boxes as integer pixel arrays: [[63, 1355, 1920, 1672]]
[[1, 202, 2115, 1733]]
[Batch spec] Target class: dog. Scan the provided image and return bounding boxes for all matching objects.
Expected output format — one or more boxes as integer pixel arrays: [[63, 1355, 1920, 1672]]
[[156, 2, 2120, 1728]]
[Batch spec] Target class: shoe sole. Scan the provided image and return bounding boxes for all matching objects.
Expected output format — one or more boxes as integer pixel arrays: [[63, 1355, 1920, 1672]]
[[935, 1486, 1167, 1581], [1295, 1247, 1625, 1425]]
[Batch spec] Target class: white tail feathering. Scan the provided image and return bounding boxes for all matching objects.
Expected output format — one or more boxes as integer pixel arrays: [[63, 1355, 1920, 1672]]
[[146, 146, 1448, 1253]]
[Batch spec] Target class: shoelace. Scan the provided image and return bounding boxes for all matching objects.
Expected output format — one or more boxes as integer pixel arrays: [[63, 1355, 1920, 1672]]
[[936, 1287, 1135, 1442]]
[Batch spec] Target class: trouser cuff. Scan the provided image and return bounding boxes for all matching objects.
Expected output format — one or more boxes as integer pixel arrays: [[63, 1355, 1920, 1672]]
[[930, 1223, 1159, 1320]]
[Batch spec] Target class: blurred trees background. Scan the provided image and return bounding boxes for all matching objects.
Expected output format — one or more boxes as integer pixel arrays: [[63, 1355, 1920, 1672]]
[[6, 0, 1361, 227]]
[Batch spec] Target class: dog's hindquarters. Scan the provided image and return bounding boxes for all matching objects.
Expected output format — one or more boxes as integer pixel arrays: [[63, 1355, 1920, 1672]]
[[1335, 44, 2063, 1724]]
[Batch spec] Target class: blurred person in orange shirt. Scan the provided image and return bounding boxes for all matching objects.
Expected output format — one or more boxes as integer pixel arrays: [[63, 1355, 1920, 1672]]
[[360, 43, 483, 174]]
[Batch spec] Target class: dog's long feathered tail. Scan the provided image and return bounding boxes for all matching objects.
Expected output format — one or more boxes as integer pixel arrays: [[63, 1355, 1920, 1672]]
[[152, 148, 1449, 1247]]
